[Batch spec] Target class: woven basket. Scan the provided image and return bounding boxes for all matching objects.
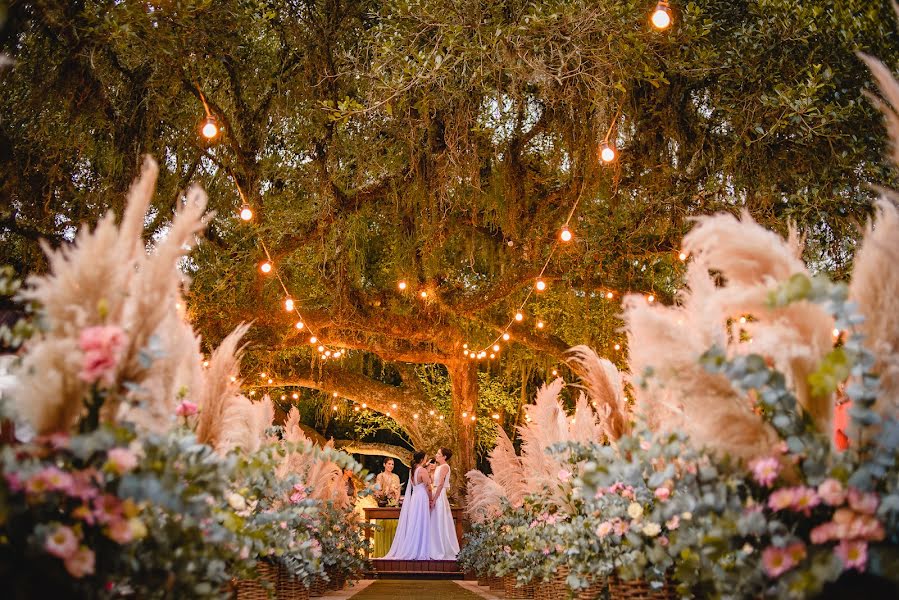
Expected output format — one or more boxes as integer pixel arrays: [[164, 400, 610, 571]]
[[307, 575, 326, 598], [236, 562, 278, 600], [276, 564, 310, 600], [477, 575, 490, 587], [534, 579, 567, 600], [488, 575, 505, 591], [573, 579, 606, 600], [608, 576, 674, 600], [503, 575, 535, 599]]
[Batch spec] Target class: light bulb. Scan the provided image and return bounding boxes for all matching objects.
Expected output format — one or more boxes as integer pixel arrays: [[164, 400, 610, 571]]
[[317, 345, 325, 353], [354, 406, 360, 412], [833, 328, 841, 338], [260, 372, 266, 378], [514, 312, 524, 322], [230, 376, 237, 382], [420, 290, 428, 299], [679, 251, 687, 261], [392, 403, 398, 409], [647, 294, 655, 303], [739, 316, 747, 324], [489, 353, 495, 359], [463, 343, 468, 349], [333, 392, 338, 397], [309, 336, 317, 344], [260, 261, 272, 274], [292, 393, 299, 400], [280, 394, 286, 400], [332, 405, 338, 411], [492, 344, 500, 352], [614, 343, 621, 351], [362, 403, 367, 408], [439, 415, 445, 420], [606, 291, 614, 299], [267, 378, 273, 384], [202, 360, 209, 367], [560, 226, 573, 242], [462, 412, 468, 417], [599, 141, 617, 163], [284, 298, 294, 312], [324, 350, 332, 357], [537, 321, 545, 329], [502, 333, 510, 341], [201, 116, 219, 139], [333, 351, 341, 358], [492, 414, 499, 420], [429, 410, 435, 416], [295, 321, 304, 330], [239, 204, 253, 221], [413, 413, 419, 420], [398, 280, 407, 291], [463, 350, 469, 356], [651, 1, 672, 30], [535, 279, 546, 291], [552, 369, 558, 376], [470, 415, 476, 422]]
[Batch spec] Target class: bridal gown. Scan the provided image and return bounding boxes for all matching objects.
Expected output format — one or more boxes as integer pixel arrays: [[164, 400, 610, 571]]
[[429, 463, 460, 560], [383, 466, 432, 560]]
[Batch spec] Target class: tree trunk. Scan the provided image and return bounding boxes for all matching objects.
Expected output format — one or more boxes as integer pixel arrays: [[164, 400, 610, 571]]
[[448, 359, 478, 492]]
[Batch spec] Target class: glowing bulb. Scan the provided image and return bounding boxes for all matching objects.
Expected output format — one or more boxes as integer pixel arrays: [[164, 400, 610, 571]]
[[333, 351, 341, 358], [317, 345, 325, 352], [309, 336, 318, 344], [292, 393, 299, 400], [354, 406, 360, 412], [429, 410, 435, 416], [492, 344, 500, 352], [260, 373, 266, 378], [489, 353, 495, 359], [599, 141, 617, 163], [324, 350, 332, 357], [463, 343, 469, 349], [362, 403, 367, 408], [833, 328, 841, 338], [651, 1, 672, 30], [679, 251, 687, 261], [249, 390, 256, 396], [614, 343, 621, 351], [439, 415, 445, 420], [332, 405, 338, 411], [332, 392, 338, 397], [280, 394, 286, 400], [284, 298, 294, 312], [268, 378, 273, 384], [514, 312, 524, 322], [462, 412, 468, 418], [413, 413, 419, 420], [398, 280, 407, 291], [535, 279, 546, 291], [463, 350, 469, 356], [420, 290, 428, 299], [560, 226, 573, 242], [537, 321, 545, 329], [470, 415, 476, 422], [502, 333, 510, 341], [606, 291, 614, 299], [202, 360, 209, 367], [647, 294, 655, 303], [295, 321, 304, 330], [392, 403, 398, 409], [230, 376, 237, 382], [492, 414, 499, 420], [260, 261, 272, 274], [239, 204, 253, 221], [552, 369, 558, 376], [201, 116, 219, 139]]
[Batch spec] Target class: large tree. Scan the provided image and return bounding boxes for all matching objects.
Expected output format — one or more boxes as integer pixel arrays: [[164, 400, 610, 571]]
[[2, 0, 898, 475]]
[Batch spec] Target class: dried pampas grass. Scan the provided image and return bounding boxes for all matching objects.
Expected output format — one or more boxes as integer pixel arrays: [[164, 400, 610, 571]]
[[464, 469, 506, 523], [566, 346, 629, 441], [487, 427, 528, 506]]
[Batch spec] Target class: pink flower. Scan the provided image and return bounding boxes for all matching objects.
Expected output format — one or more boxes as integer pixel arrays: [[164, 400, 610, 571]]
[[790, 487, 821, 515], [654, 487, 671, 502], [176, 400, 198, 417], [848, 488, 879, 515], [836, 540, 868, 571], [79, 325, 127, 385], [767, 488, 796, 511], [106, 448, 138, 475], [810, 522, 837, 544], [640, 440, 652, 451], [44, 524, 79, 559], [658, 536, 669, 547], [93, 494, 123, 525], [761, 546, 795, 578], [64, 546, 96, 578], [665, 515, 680, 530], [817, 479, 846, 506], [106, 518, 134, 544], [786, 542, 807, 564], [4, 471, 23, 492], [750, 457, 781, 487], [596, 521, 614, 538], [542, 547, 551, 555], [612, 520, 628, 536], [557, 469, 571, 483], [37, 467, 74, 494]]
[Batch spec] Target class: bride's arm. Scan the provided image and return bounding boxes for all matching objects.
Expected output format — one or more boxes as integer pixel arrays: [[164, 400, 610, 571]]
[[432, 465, 449, 500]]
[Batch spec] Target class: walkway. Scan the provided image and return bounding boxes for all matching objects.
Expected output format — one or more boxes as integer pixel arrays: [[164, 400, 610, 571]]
[[337, 580, 502, 600]]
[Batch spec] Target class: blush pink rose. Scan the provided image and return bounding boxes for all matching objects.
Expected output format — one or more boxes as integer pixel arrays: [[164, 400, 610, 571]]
[[64, 546, 96, 578], [79, 325, 127, 385]]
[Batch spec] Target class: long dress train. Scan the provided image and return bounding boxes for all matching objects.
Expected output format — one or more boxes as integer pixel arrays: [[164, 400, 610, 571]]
[[428, 463, 460, 560], [383, 466, 431, 559]]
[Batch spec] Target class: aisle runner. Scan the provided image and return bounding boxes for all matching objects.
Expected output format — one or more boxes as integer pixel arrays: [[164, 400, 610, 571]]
[[348, 580, 491, 600]]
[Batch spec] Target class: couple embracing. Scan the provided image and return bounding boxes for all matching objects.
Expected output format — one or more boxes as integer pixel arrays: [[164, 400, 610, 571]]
[[383, 448, 460, 560]]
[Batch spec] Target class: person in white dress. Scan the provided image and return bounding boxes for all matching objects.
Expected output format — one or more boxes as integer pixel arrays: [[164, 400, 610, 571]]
[[383, 451, 433, 560], [428, 447, 460, 560]]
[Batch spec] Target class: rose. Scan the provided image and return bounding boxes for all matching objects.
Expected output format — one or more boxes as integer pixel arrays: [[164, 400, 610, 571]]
[[176, 400, 199, 417], [105, 448, 138, 475], [79, 325, 127, 385]]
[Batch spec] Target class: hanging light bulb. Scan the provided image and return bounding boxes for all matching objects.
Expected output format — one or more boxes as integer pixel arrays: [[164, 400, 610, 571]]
[[535, 279, 547, 291], [470, 415, 476, 422], [560, 226, 573, 242], [514, 312, 524, 322], [614, 343, 621, 351], [284, 297, 294, 312], [295, 321, 304, 330], [292, 393, 299, 400], [398, 280, 407, 291], [420, 290, 428, 299], [606, 291, 614, 299], [492, 344, 500, 352], [201, 115, 219, 139], [260, 372, 266, 378], [462, 412, 468, 417], [678, 251, 688, 261], [552, 369, 558, 376], [392, 403, 398, 409], [429, 410, 435, 416], [536, 321, 545, 329], [332, 392, 338, 397], [333, 351, 341, 358], [413, 413, 419, 420], [651, 1, 673, 30], [239, 203, 253, 221], [599, 141, 617, 163], [463, 343, 469, 349], [309, 336, 318, 344], [324, 350, 332, 357], [463, 350, 469, 356], [362, 403, 367, 408], [332, 404, 338, 411], [647, 294, 655, 303], [267, 378, 273, 384], [260, 261, 272, 274], [502, 333, 510, 341]]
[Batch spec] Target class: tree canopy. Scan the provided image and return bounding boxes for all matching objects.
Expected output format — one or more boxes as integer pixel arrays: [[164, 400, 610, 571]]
[[2, 0, 898, 472]]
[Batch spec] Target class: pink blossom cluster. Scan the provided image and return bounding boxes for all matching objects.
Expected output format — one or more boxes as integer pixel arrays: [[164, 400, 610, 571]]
[[761, 542, 807, 577], [43, 523, 96, 578], [767, 486, 820, 515], [594, 518, 631, 539], [290, 483, 308, 504], [78, 325, 127, 386], [750, 457, 781, 487], [594, 481, 636, 500], [806, 482, 884, 572]]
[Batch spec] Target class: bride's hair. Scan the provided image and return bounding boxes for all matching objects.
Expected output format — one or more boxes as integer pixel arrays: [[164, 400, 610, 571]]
[[439, 447, 453, 461], [412, 450, 426, 465]]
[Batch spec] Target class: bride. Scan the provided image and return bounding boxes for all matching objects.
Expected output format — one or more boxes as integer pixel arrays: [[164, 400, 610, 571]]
[[383, 451, 432, 559], [429, 447, 460, 560]]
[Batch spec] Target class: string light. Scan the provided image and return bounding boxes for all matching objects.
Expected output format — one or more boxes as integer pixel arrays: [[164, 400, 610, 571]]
[[420, 290, 428, 299], [439, 415, 445, 420], [284, 297, 294, 312], [614, 343, 621, 351], [514, 312, 524, 322], [492, 414, 500, 420], [280, 394, 286, 400], [202, 360, 209, 367], [332, 405, 338, 411], [332, 392, 338, 397], [536, 321, 544, 329], [470, 415, 476, 422], [398, 280, 407, 291], [200, 115, 219, 140], [260, 372, 266, 378], [647, 294, 655, 304], [309, 336, 318, 344], [292, 393, 299, 400], [268, 378, 273, 384], [739, 316, 747, 324], [599, 141, 617, 163], [295, 321, 304, 329], [392, 403, 398, 409], [502, 333, 510, 341], [492, 344, 500, 352], [239, 204, 253, 221], [354, 406, 360, 412], [679, 251, 688, 261], [413, 413, 419, 420], [552, 369, 558, 376], [833, 328, 841, 338], [535, 279, 547, 291], [489, 353, 495, 359], [362, 403, 367, 408], [429, 410, 435, 416], [230, 376, 237, 382], [463, 343, 469, 349], [462, 412, 468, 417], [651, 1, 673, 30], [260, 261, 272, 274], [606, 291, 614, 299], [560, 226, 573, 242], [317, 345, 325, 352]]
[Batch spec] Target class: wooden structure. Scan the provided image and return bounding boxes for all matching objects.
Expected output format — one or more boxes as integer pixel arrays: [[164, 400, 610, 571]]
[[363, 506, 466, 578]]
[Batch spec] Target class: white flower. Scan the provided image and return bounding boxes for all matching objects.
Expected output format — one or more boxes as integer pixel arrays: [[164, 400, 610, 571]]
[[642, 522, 662, 537], [681, 511, 692, 521], [227, 492, 247, 511], [627, 502, 644, 520]]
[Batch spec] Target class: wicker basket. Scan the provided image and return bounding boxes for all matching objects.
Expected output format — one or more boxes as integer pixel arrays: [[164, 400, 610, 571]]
[[276, 564, 310, 600], [488, 575, 505, 591], [573, 579, 606, 600], [236, 562, 278, 600], [503, 575, 535, 599], [534, 579, 567, 600], [608, 576, 674, 600], [477, 575, 490, 587], [307, 575, 326, 598]]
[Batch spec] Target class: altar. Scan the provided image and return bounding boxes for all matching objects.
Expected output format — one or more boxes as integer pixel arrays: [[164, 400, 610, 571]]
[[363, 506, 466, 559]]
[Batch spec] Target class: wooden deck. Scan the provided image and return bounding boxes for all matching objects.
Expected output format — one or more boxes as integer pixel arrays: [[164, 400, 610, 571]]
[[367, 558, 465, 579]]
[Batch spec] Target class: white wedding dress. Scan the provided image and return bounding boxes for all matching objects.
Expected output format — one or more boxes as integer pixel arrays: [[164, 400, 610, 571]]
[[428, 463, 460, 560], [383, 465, 431, 560]]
